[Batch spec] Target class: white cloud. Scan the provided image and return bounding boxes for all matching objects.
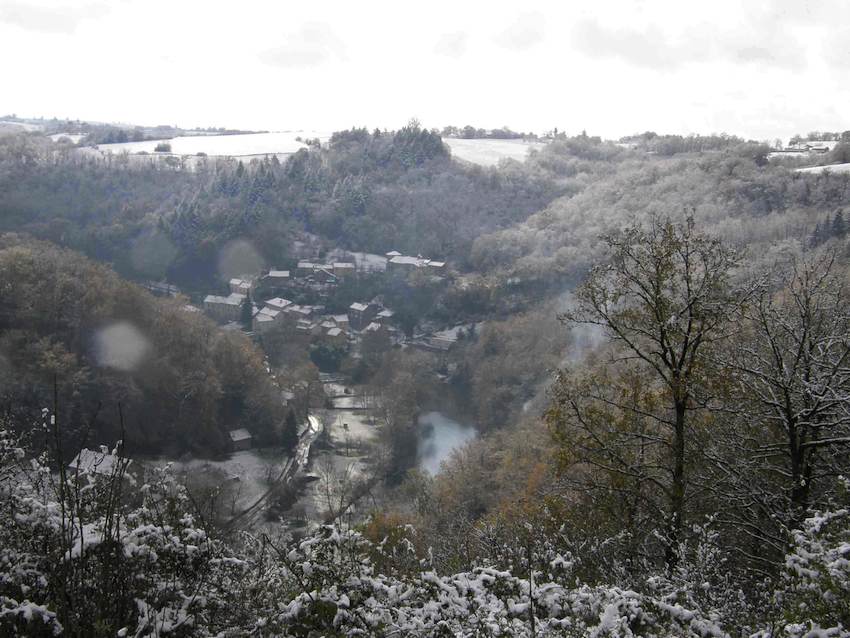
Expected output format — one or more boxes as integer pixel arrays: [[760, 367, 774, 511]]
[[434, 32, 468, 58], [260, 22, 346, 69], [494, 12, 545, 51], [0, 1, 108, 34], [1, 0, 848, 140]]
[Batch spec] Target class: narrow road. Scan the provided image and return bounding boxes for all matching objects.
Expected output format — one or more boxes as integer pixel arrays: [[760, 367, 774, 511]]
[[224, 414, 322, 529]]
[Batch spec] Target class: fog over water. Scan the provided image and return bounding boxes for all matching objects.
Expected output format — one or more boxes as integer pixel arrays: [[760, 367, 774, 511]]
[[417, 411, 477, 475]]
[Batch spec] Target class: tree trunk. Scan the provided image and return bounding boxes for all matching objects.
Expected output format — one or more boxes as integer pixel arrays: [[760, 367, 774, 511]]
[[666, 399, 687, 569]]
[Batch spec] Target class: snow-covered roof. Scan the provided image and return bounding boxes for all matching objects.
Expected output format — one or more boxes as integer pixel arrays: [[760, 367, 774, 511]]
[[350, 302, 368, 312], [265, 297, 292, 310], [327, 327, 343, 337], [68, 447, 128, 475], [268, 269, 290, 278], [204, 293, 246, 306], [389, 255, 423, 266], [228, 428, 252, 442], [386, 250, 402, 257], [333, 314, 349, 323]]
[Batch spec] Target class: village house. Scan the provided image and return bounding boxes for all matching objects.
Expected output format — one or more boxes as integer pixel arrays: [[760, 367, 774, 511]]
[[203, 292, 246, 322], [228, 428, 253, 451], [332, 262, 355, 278], [144, 281, 180, 297], [332, 314, 350, 331], [313, 267, 338, 284], [68, 447, 129, 476], [296, 260, 317, 275], [229, 277, 255, 295], [265, 297, 293, 311], [386, 254, 446, 274], [375, 308, 394, 324], [265, 269, 290, 284], [324, 326, 346, 345], [285, 304, 316, 320], [252, 306, 282, 333], [348, 301, 380, 331], [296, 318, 315, 337]]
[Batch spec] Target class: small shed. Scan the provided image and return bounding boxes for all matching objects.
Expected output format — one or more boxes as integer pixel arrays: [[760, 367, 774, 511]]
[[67, 447, 130, 476], [228, 428, 253, 451]]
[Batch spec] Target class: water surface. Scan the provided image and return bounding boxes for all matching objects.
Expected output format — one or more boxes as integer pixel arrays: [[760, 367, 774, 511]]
[[417, 411, 477, 475]]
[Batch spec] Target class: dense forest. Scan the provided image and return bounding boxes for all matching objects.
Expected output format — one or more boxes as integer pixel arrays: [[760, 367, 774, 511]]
[[0, 235, 288, 456], [1, 121, 850, 635], [0, 123, 572, 292]]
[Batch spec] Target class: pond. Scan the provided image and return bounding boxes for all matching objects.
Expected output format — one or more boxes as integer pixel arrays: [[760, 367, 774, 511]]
[[417, 411, 477, 475]]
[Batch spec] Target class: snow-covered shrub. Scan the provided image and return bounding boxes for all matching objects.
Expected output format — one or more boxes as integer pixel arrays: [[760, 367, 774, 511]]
[[0, 427, 250, 637], [777, 496, 850, 637], [645, 522, 765, 636], [260, 523, 729, 637]]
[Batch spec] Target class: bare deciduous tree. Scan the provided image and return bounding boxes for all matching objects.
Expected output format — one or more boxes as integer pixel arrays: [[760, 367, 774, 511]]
[[706, 253, 850, 568], [550, 216, 751, 567]]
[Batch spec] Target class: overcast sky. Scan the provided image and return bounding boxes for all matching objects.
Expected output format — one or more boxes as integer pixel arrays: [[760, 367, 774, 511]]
[[2, 0, 848, 140]]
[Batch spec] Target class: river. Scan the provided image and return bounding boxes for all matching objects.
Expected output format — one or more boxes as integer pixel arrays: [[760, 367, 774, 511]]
[[417, 411, 477, 475]]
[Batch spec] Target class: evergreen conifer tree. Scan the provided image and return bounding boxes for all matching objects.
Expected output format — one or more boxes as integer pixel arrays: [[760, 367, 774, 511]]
[[832, 209, 846, 239], [282, 409, 299, 452], [241, 294, 253, 331]]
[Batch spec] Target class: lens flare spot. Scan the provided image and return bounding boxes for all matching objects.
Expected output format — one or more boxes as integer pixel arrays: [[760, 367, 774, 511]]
[[130, 230, 178, 279], [94, 322, 150, 371], [218, 239, 264, 282]]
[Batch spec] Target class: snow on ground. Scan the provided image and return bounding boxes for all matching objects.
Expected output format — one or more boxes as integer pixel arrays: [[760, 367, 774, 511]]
[[796, 163, 850, 174], [286, 398, 379, 529], [444, 138, 546, 166], [327, 408, 379, 445], [330, 395, 367, 410], [49, 133, 84, 143], [148, 449, 287, 513], [326, 249, 387, 272], [324, 382, 350, 398]]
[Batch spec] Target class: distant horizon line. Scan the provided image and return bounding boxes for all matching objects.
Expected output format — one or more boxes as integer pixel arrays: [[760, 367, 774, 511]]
[[3, 111, 846, 145]]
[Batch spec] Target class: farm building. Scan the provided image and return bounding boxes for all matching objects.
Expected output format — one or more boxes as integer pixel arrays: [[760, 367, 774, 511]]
[[228, 428, 253, 451], [203, 293, 246, 322], [67, 447, 130, 476]]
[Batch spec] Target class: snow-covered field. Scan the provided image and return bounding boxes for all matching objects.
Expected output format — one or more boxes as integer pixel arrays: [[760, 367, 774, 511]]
[[93, 130, 330, 157], [288, 404, 378, 529], [326, 249, 387, 272], [80, 129, 545, 167], [49, 133, 84, 143], [327, 408, 379, 445], [796, 162, 850, 174], [444, 138, 546, 166], [149, 449, 287, 514]]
